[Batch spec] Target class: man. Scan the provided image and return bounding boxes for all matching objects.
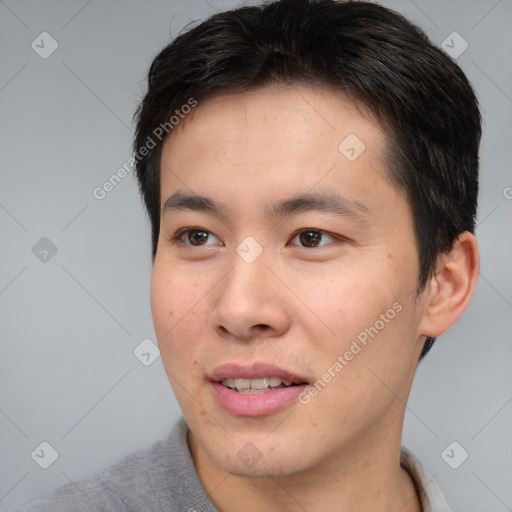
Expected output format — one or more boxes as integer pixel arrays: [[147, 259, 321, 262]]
[[17, 0, 480, 510]]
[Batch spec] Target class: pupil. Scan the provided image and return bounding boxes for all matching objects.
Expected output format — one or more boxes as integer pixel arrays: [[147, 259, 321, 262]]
[[300, 230, 320, 247], [189, 230, 208, 245]]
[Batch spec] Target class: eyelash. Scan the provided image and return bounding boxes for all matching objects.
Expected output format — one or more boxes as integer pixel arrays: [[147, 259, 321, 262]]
[[170, 227, 344, 248]]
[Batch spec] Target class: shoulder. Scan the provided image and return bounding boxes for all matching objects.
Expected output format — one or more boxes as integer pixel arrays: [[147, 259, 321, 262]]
[[400, 446, 453, 512], [15, 420, 188, 512]]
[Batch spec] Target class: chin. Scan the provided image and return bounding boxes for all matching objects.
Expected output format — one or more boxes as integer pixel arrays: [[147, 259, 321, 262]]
[[201, 432, 313, 479], [213, 451, 301, 478]]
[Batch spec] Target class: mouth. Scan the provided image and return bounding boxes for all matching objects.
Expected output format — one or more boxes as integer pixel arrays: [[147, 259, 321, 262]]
[[210, 362, 309, 389], [220, 376, 304, 394], [209, 362, 310, 416]]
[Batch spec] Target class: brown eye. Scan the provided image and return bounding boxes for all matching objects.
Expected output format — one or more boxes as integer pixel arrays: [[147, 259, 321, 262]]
[[187, 229, 209, 246], [173, 228, 220, 247], [291, 229, 337, 248], [299, 230, 321, 247]]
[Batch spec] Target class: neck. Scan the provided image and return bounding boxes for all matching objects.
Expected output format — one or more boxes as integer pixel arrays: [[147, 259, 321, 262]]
[[188, 413, 421, 512]]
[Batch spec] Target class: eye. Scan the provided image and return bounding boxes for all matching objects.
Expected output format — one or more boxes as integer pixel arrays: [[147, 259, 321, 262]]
[[171, 227, 342, 249], [290, 229, 338, 248], [172, 227, 221, 247]]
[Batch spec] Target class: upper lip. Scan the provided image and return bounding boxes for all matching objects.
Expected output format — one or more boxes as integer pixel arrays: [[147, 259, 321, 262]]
[[210, 362, 310, 384]]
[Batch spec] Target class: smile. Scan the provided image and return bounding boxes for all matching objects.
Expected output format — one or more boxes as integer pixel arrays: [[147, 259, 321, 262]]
[[221, 377, 296, 393], [210, 363, 310, 416]]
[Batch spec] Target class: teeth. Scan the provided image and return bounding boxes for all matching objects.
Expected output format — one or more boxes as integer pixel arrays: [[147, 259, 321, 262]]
[[249, 378, 267, 390], [221, 377, 294, 392], [222, 378, 235, 389]]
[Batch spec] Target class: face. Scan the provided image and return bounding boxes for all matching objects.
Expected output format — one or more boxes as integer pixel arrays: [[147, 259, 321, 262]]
[[151, 85, 428, 477]]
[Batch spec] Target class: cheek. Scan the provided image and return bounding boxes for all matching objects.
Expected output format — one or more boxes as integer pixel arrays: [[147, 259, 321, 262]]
[[150, 262, 208, 358], [150, 265, 175, 337], [293, 261, 398, 344], [150, 262, 211, 416], [296, 252, 419, 380]]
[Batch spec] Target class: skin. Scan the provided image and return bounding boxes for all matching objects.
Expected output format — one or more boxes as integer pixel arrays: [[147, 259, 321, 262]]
[[150, 85, 479, 512]]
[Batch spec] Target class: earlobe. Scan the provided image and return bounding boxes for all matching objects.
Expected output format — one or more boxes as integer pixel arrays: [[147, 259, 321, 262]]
[[419, 232, 480, 337]]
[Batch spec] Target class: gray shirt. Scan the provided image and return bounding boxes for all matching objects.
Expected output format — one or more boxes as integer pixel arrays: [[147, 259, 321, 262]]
[[16, 418, 453, 512]]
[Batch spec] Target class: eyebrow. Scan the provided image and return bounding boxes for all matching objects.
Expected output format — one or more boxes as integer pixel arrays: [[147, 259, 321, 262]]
[[162, 190, 370, 221]]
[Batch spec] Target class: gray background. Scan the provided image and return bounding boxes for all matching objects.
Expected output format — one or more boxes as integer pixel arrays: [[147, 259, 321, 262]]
[[1, 0, 511, 510]]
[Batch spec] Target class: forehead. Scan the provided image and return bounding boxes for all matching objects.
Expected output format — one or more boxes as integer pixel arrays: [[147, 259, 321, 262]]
[[159, 85, 399, 221], [164, 85, 381, 160]]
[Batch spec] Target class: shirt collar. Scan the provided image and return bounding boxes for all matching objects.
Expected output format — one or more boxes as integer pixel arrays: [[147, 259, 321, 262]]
[[400, 447, 453, 512]]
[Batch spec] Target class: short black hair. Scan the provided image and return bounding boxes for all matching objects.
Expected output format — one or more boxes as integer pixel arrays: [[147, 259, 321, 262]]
[[133, 0, 481, 359]]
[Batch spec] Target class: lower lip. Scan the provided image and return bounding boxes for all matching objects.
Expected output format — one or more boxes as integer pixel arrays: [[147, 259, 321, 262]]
[[210, 382, 308, 417]]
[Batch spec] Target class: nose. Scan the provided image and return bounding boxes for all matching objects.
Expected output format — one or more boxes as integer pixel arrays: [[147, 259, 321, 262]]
[[211, 250, 291, 341]]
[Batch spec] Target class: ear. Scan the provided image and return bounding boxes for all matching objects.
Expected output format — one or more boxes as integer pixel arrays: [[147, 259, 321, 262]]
[[419, 232, 479, 337]]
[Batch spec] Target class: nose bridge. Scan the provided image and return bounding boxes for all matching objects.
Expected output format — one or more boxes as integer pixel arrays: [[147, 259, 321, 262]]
[[235, 234, 265, 266], [226, 238, 271, 302]]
